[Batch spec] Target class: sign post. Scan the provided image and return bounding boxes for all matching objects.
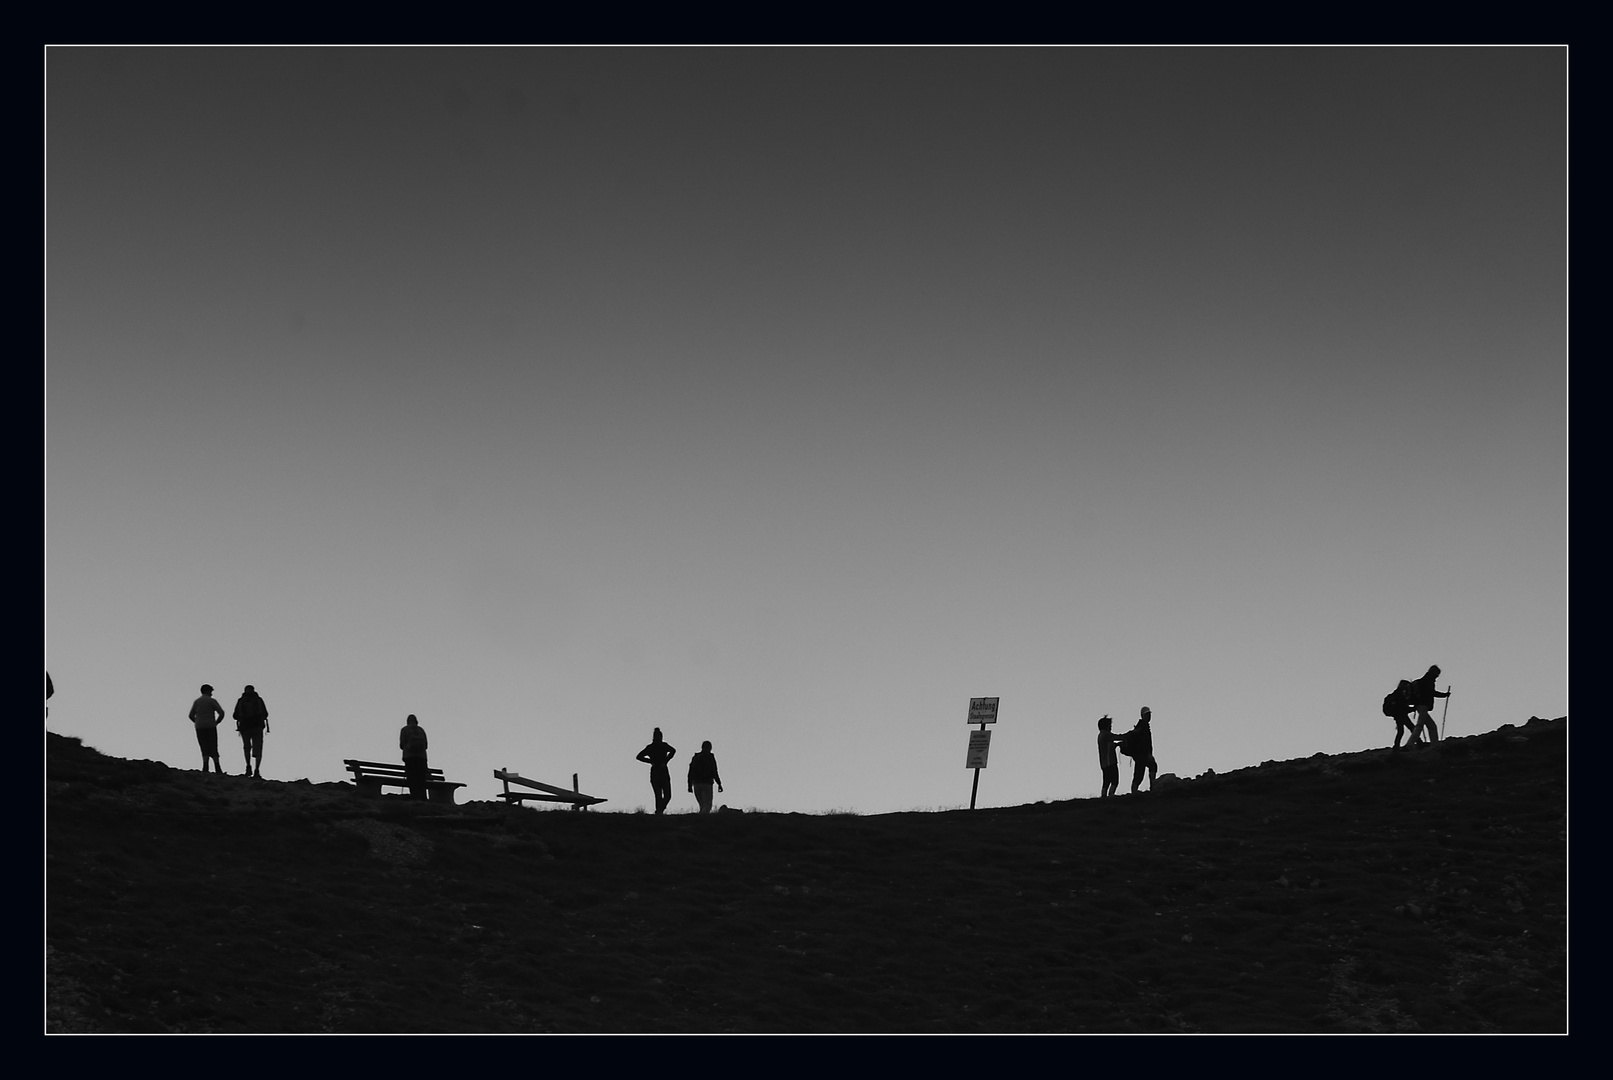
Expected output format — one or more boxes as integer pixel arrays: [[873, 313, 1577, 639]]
[[966, 697, 998, 810]]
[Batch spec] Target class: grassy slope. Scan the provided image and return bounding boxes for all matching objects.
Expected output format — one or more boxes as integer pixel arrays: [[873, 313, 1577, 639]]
[[46, 720, 1566, 1033]]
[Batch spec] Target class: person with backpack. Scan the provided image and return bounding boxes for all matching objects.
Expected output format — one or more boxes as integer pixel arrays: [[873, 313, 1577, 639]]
[[189, 683, 227, 775], [1409, 665, 1450, 744], [1096, 715, 1123, 798], [1383, 680, 1419, 751], [399, 714, 430, 800], [233, 684, 270, 778], [687, 740, 724, 814], [636, 728, 677, 814], [1120, 707, 1158, 794]]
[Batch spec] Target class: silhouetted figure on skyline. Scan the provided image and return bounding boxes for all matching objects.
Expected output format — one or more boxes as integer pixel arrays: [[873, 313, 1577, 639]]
[[46, 671, 52, 717], [1097, 715, 1123, 798], [687, 740, 724, 814], [637, 728, 677, 814], [1121, 707, 1157, 794], [1410, 665, 1450, 745], [400, 714, 430, 800], [1385, 679, 1419, 751], [189, 684, 227, 775], [233, 685, 270, 778]]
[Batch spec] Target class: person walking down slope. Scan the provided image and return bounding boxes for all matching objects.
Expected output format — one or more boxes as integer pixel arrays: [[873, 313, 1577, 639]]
[[1097, 715, 1123, 798], [687, 740, 724, 814], [1410, 665, 1451, 745], [233, 684, 270, 778], [1121, 707, 1158, 794], [636, 728, 677, 814], [189, 683, 227, 775], [399, 714, 430, 801]]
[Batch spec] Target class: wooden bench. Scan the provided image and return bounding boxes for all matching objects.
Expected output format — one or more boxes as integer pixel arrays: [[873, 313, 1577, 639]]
[[344, 759, 466, 804], [493, 768, 607, 811]]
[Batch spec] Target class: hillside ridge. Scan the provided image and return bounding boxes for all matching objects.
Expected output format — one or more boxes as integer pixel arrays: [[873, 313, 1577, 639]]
[[47, 718, 1567, 1032]]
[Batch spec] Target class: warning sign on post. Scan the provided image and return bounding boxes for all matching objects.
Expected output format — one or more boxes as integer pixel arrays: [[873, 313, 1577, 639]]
[[965, 730, 992, 768], [968, 697, 999, 724]]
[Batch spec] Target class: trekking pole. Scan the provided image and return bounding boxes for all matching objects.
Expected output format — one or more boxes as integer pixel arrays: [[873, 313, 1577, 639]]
[[1440, 688, 1451, 739]]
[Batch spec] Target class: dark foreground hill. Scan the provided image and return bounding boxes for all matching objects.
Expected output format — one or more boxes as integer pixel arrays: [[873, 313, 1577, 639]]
[[46, 720, 1566, 1033]]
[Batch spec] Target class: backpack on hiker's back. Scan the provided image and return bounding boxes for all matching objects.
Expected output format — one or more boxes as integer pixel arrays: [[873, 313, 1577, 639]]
[[1382, 679, 1414, 717]]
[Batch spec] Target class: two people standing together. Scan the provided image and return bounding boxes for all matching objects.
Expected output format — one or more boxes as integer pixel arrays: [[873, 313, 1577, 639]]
[[636, 729, 725, 814], [188, 683, 270, 777], [1097, 707, 1157, 797]]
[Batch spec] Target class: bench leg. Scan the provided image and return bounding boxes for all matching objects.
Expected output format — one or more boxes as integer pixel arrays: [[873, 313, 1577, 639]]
[[428, 786, 457, 805]]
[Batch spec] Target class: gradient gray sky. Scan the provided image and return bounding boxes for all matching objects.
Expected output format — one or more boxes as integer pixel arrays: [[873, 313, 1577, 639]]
[[47, 48, 1566, 813]]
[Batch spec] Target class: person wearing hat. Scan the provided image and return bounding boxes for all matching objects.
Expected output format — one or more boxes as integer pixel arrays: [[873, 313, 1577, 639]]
[[233, 684, 270, 778], [1122, 707, 1157, 794], [189, 684, 227, 775], [1096, 716, 1123, 798]]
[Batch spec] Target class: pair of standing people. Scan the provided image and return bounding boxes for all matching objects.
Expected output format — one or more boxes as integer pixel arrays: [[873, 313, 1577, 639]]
[[1097, 707, 1157, 797], [188, 683, 270, 777], [636, 729, 724, 814]]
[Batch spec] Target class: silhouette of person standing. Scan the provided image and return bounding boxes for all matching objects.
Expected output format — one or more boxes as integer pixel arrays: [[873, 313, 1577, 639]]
[[687, 740, 724, 814], [1124, 707, 1158, 794], [1097, 715, 1122, 798], [233, 684, 270, 778], [636, 728, 677, 814], [189, 684, 227, 775], [400, 714, 430, 800], [1410, 665, 1450, 744]]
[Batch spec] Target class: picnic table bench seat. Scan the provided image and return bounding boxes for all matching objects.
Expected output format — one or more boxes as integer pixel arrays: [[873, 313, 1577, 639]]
[[344, 759, 466, 803], [494, 768, 606, 810]]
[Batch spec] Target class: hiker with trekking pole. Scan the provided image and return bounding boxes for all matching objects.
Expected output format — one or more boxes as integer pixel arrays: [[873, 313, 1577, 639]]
[[1410, 665, 1450, 746]]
